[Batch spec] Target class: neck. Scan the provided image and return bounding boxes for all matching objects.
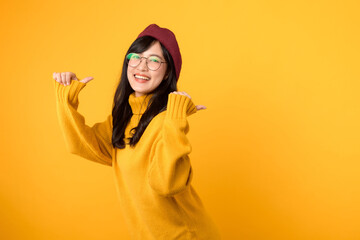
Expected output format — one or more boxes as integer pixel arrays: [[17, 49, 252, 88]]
[[128, 92, 154, 115], [134, 92, 145, 97]]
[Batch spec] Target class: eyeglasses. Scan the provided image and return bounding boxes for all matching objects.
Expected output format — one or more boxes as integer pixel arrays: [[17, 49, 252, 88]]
[[126, 53, 166, 71]]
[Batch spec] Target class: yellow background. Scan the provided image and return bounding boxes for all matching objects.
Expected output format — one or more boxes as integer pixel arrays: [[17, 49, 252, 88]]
[[1, 0, 359, 239]]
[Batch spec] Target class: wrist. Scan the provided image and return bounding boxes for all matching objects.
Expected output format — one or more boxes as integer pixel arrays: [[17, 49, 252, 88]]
[[166, 93, 197, 119]]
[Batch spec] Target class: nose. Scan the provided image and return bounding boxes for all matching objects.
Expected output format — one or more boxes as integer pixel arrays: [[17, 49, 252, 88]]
[[137, 58, 148, 71]]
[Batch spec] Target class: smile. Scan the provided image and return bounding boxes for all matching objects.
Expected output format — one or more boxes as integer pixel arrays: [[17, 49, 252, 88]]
[[134, 74, 150, 80]]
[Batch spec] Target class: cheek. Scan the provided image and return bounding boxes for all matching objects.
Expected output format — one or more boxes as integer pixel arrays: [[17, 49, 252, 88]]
[[127, 68, 136, 83], [154, 67, 167, 81], [153, 72, 166, 86]]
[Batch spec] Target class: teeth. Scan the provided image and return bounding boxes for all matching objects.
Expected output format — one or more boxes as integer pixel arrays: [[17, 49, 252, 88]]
[[135, 75, 150, 80]]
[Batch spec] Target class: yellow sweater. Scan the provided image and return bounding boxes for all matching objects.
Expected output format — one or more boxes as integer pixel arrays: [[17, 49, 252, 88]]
[[54, 79, 221, 240]]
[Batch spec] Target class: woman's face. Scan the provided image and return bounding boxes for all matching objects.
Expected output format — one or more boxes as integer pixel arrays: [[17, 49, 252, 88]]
[[127, 41, 167, 97]]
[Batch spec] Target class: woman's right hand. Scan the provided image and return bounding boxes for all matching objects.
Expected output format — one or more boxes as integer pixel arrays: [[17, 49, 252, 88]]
[[53, 72, 94, 86]]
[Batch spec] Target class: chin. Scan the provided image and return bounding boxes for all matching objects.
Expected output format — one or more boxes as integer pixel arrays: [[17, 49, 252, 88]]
[[131, 87, 149, 96]]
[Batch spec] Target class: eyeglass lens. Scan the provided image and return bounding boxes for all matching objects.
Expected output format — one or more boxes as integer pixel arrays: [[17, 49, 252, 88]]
[[126, 53, 162, 71]]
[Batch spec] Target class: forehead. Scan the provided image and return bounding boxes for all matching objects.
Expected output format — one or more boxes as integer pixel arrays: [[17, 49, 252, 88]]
[[140, 41, 164, 58]]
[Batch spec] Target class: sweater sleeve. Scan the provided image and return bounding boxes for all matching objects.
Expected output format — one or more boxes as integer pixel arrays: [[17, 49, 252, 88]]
[[147, 93, 197, 197], [54, 79, 113, 166]]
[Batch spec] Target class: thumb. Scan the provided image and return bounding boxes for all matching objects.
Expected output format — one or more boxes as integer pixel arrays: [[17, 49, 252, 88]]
[[196, 105, 207, 111], [79, 77, 94, 84]]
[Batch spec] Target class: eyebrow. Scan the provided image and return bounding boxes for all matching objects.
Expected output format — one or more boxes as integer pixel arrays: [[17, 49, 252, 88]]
[[137, 53, 164, 61]]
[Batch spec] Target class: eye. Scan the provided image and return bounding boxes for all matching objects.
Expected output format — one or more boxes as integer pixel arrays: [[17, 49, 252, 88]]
[[127, 53, 140, 60], [149, 56, 161, 63]]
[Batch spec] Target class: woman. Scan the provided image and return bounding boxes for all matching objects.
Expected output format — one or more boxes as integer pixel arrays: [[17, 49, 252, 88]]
[[53, 24, 221, 240]]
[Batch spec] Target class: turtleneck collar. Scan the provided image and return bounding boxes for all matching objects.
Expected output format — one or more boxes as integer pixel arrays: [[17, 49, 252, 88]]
[[128, 92, 154, 115]]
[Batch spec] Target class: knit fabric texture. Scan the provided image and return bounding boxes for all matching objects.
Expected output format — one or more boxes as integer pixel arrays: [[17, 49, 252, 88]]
[[54, 79, 222, 240]]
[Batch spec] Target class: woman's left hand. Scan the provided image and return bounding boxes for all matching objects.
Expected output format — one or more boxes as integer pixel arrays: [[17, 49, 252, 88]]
[[170, 91, 207, 111]]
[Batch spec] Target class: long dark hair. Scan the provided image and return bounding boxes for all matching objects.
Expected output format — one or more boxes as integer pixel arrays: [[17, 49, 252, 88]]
[[111, 36, 178, 149]]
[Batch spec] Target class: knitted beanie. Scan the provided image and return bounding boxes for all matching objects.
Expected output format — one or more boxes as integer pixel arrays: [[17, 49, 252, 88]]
[[137, 24, 182, 81]]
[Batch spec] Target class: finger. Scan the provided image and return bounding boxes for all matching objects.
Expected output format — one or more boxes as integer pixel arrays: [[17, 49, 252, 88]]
[[61, 72, 66, 85], [56, 72, 62, 85], [182, 92, 192, 99], [79, 77, 94, 84], [53, 72, 59, 82], [70, 72, 78, 80], [196, 105, 207, 110], [66, 72, 71, 86], [61, 73, 66, 85], [171, 91, 187, 96]]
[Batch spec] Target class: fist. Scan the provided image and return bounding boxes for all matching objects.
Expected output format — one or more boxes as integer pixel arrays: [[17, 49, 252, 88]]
[[53, 72, 94, 86]]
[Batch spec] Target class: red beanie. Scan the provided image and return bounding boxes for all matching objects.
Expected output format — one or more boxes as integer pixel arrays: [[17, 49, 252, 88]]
[[137, 24, 182, 81]]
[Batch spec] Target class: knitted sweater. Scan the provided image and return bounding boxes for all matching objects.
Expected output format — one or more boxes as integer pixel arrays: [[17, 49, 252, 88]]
[[54, 79, 221, 240]]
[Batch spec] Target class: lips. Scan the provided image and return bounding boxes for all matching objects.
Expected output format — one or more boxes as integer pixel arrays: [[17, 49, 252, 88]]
[[134, 73, 150, 80]]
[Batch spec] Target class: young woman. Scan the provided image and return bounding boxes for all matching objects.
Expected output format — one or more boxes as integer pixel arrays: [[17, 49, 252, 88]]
[[53, 24, 221, 240]]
